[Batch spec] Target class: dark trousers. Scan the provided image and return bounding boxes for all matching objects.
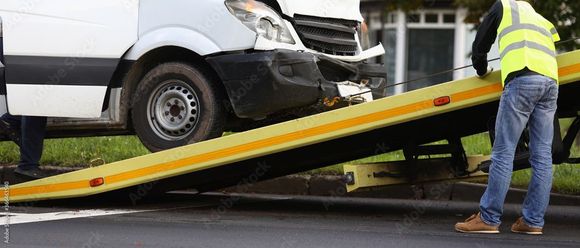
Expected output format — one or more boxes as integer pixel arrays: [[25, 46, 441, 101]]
[[2, 114, 47, 170]]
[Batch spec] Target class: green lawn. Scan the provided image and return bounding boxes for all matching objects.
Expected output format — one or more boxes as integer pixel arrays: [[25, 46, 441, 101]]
[[0, 136, 149, 167], [0, 122, 578, 195]]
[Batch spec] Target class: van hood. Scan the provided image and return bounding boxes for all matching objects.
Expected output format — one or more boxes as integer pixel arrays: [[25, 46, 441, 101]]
[[276, 0, 363, 21]]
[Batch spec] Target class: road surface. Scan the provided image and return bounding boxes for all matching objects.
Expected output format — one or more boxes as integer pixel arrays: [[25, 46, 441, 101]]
[[3, 192, 580, 247]]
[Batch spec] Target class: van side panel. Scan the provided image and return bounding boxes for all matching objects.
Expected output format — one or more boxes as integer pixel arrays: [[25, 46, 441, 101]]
[[0, 0, 139, 118], [0, 0, 138, 58]]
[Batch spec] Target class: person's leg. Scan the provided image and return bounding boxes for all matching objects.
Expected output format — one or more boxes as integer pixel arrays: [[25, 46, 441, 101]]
[[479, 77, 538, 226], [18, 116, 47, 170], [522, 79, 558, 228], [1, 113, 22, 127], [0, 113, 22, 145]]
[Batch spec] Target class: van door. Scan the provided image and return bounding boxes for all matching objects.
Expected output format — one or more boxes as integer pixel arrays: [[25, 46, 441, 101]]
[[0, 0, 138, 118]]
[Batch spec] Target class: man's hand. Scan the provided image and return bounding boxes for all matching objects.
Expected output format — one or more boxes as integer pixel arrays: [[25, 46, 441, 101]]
[[477, 66, 494, 78]]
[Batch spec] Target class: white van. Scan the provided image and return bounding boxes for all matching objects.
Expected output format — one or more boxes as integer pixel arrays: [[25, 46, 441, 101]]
[[0, 0, 385, 151]]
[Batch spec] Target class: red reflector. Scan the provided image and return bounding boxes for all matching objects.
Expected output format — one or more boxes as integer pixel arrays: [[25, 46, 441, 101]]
[[89, 177, 105, 187], [433, 96, 451, 106]]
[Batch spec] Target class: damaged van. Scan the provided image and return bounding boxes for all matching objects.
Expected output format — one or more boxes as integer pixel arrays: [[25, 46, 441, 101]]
[[0, 0, 386, 151]]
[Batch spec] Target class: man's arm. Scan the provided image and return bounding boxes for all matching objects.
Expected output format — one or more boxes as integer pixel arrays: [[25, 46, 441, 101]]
[[472, 1, 502, 76]]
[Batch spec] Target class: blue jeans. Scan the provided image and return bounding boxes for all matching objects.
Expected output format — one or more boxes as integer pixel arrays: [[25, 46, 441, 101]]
[[1, 114, 47, 170], [479, 74, 558, 228]]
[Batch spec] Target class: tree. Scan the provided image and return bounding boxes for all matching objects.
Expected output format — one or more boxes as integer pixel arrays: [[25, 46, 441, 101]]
[[454, 0, 579, 51]]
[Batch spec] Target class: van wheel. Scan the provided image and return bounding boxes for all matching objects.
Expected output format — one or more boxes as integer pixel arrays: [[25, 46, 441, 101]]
[[131, 62, 226, 152]]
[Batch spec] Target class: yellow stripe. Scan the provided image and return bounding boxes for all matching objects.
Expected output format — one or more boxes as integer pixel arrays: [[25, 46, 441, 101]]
[[559, 63, 580, 77], [11, 180, 88, 196], [10, 62, 580, 197], [452, 84, 503, 102]]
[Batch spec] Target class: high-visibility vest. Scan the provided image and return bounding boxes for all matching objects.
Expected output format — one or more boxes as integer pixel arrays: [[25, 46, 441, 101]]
[[497, 0, 560, 85]]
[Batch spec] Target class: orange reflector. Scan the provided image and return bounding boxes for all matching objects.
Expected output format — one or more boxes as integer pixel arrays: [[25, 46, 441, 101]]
[[433, 96, 451, 106], [89, 177, 105, 187]]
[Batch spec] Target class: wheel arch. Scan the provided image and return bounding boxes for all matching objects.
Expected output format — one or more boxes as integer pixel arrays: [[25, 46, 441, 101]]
[[114, 45, 232, 132], [124, 26, 225, 60]]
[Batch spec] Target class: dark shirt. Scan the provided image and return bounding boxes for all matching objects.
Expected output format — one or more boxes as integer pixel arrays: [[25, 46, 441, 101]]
[[472, 1, 537, 83]]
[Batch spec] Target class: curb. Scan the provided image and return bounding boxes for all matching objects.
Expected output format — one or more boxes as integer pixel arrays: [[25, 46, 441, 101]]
[[223, 175, 580, 206], [206, 192, 580, 223], [451, 181, 580, 206], [216, 193, 580, 223]]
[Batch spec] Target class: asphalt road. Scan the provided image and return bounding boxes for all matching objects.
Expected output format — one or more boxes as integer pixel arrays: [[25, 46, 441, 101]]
[[3, 192, 580, 248]]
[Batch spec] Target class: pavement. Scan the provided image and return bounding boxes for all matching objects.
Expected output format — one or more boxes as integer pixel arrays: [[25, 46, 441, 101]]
[[3, 192, 580, 248]]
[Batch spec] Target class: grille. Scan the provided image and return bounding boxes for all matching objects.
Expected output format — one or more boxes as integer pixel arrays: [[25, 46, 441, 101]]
[[293, 14, 359, 56]]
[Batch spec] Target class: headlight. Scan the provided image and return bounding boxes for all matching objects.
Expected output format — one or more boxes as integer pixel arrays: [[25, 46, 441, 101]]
[[225, 0, 295, 44]]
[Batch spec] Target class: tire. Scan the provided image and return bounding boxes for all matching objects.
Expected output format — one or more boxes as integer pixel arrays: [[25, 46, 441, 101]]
[[131, 62, 226, 152]]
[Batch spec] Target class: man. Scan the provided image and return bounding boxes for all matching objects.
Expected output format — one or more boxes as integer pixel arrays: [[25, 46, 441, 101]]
[[0, 113, 48, 179], [455, 0, 559, 235]]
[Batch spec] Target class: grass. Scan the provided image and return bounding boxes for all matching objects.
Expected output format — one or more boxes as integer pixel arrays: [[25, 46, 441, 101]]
[[0, 120, 579, 195], [0, 136, 149, 167], [512, 164, 580, 195]]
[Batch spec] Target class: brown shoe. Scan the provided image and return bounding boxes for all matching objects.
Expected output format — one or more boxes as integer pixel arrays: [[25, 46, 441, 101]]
[[511, 217, 543, 235], [455, 213, 500, 234]]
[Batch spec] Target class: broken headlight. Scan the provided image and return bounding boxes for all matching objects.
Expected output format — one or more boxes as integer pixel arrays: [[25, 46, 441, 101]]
[[357, 21, 370, 51], [225, 0, 295, 44]]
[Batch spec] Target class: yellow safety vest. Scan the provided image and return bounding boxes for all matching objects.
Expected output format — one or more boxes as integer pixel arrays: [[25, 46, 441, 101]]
[[497, 0, 560, 86]]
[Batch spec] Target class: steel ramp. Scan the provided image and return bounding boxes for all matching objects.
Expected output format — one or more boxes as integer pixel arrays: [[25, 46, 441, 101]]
[[7, 50, 580, 203]]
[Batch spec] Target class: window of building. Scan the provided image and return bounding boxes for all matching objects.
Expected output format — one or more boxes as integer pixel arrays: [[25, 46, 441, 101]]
[[406, 29, 455, 91], [443, 14, 456, 23], [425, 14, 438, 23], [407, 14, 420, 23], [364, 8, 466, 95]]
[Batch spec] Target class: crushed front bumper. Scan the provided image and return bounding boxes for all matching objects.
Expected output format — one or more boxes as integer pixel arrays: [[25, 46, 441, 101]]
[[207, 49, 386, 119]]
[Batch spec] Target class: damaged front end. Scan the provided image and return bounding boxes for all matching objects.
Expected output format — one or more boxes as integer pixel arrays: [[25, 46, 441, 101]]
[[207, 49, 386, 119]]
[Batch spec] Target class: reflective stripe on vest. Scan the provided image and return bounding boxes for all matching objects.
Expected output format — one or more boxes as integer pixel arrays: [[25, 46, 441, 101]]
[[497, 0, 559, 85], [500, 40, 556, 59]]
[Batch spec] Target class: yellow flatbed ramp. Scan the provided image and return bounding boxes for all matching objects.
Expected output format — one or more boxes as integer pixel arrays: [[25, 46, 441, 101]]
[[9, 50, 580, 203]]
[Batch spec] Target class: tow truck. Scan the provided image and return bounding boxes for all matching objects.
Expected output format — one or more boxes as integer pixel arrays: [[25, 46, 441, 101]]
[[4, 48, 579, 203]]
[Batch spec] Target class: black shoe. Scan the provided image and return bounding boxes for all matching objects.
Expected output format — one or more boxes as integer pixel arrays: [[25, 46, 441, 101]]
[[0, 119, 21, 146], [14, 167, 47, 180]]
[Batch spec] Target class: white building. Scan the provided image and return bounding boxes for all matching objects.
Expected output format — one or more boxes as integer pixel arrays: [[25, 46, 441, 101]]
[[361, 0, 501, 95]]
